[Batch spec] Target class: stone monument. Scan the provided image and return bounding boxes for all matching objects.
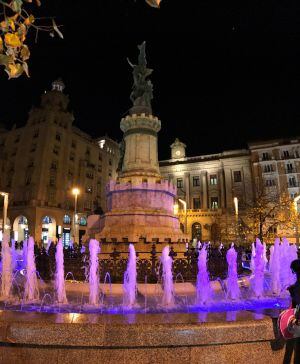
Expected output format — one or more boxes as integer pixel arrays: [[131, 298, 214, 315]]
[[88, 42, 186, 251]]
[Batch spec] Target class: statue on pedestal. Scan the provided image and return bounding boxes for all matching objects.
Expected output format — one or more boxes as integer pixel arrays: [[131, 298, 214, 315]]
[[127, 41, 153, 114]]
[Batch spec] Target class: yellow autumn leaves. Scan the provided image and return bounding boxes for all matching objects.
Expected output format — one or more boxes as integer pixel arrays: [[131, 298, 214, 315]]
[[0, 0, 60, 79]]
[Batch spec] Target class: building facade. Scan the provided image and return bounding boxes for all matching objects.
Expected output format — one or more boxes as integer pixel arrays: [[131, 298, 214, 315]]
[[0, 80, 119, 245], [160, 138, 254, 242]]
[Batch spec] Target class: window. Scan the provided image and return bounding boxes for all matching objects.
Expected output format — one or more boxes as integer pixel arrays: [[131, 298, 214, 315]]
[[283, 150, 290, 158], [69, 153, 75, 161], [11, 149, 17, 157], [42, 216, 52, 224], [177, 178, 183, 188], [296, 150, 300, 158], [98, 165, 102, 172], [192, 176, 200, 187], [55, 133, 61, 142], [193, 198, 201, 209], [264, 164, 274, 173], [50, 161, 58, 170], [63, 214, 71, 224], [27, 160, 34, 168], [53, 145, 59, 155], [289, 177, 297, 187], [98, 153, 102, 161], [265, 179, 276, 187], [14, 135, 20, 143], [25, 176, 31, 186], [109, 160, 112, 166], [287, 163, 293, 172], [262, 152, 270, 161], [210, 175, 217, 185], [86, 172, 94, 179], [33, 130, 39, 138], [211, 197, 219, 209], [233, 171, 242, 182], [49, 176, 56, 186], [71, 140, 76, 149], [86, 148, 90, 156], [86, 186, 93, 193], [79, 216, 87, 226], [30, 143, 36, 153]]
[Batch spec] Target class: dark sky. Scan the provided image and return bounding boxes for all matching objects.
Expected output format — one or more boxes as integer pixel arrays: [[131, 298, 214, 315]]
[[1, 1, 300, 159]]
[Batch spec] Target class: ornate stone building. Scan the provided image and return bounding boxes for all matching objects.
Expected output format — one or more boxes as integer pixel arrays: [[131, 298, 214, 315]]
[[0, 80, 119, 245], [159, 139, 254, 242]]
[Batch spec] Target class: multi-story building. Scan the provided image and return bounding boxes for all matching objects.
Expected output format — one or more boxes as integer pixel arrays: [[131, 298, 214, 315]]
[[249, 138, 300, 199], [0, 80, 119, 245], [160, 138, 254, 242]]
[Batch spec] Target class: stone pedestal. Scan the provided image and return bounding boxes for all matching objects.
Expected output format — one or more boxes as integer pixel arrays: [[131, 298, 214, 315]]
[[89, 113, 186, 245]]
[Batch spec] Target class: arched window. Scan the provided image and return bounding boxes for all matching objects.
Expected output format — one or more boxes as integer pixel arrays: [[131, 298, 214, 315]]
[[63, 214, 71, 224], [192, 222, 202, 241], [79, 216, 87, 226], [180, 223, 184, 233], [42, 216, 52, 224], [18, 216, 28, 225]]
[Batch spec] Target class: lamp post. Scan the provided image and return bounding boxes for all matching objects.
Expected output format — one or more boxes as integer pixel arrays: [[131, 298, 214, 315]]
[[293, 195, 300, 243], [0, 192, 9, 237], [179, 198, 187, 234], [233, 196, 239, 242], [72, 187, 80, 244]]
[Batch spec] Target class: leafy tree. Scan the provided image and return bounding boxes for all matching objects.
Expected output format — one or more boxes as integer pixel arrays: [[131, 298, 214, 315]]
[[0, 0, 62, 79], [239, 185, 295, 242]]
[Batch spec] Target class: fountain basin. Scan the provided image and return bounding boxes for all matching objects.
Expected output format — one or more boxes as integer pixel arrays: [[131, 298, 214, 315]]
[[0, 309, 287, 364]]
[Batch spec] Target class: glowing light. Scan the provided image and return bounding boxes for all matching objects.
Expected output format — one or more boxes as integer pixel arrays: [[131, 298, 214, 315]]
[[14, 231, 18, 241], [58, 225, 62, 235], [233, 197, 238, 216], [173, 203, 179, 215], [72, 187, 80, 196]]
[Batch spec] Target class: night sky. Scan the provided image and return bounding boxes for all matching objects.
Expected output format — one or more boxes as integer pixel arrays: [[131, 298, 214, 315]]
[[1, 1, 300, 160]]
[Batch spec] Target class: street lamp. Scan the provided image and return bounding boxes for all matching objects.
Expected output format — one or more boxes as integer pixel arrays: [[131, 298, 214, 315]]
[[233, 197, 239, 242], [0, 192, 9, 236], [179, 198, 187, 234], [293, 195, 300, 243], [72, 187, 80, 243]]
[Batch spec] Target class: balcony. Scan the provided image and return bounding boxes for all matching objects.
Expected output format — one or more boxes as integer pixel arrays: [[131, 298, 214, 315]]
[[287, 182, 300, 188], [285, 168, 296, 174]]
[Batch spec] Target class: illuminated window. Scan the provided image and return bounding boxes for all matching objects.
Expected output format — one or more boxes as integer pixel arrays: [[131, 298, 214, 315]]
[[192, 176, 200, 187], [210, 175, 217, 185], [99, 140, 105, 149], [193, 198, 201, 209], [42, 216, 52, 224], [79, 216, 87, 226], [63, 214, 71, 224], [177, 178, 183, 188], [211, 197, 219, 209]]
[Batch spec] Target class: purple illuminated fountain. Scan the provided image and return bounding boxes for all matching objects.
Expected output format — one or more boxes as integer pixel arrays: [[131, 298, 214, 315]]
[[226, 244, 240, 300], [251, 238, 264, 298], [269, 238, 281, 295], [24, 237, 39, 301], [22, 238, 27, 269], [89, 239, 100, 305], [123, 244, 137, 308], [196, 244, 212, 304], [55, 238, 67, 304], [160, 245, 175, 307], [1, 234, 12, 299]]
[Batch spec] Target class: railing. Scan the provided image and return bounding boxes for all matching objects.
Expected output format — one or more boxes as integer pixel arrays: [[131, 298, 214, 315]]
[[34, 244, 244, 283]]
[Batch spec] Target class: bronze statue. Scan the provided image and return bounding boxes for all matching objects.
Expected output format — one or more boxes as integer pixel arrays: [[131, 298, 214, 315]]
[[127, 41, 153, 113]]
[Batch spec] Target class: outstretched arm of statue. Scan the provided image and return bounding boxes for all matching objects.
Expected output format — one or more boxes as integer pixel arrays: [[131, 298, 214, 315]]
[[127, 57, 134, 68]]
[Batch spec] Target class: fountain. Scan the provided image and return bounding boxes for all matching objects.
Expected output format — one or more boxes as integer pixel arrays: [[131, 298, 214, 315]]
[[123, 244, 137, 308], [196, 244, 212, 304], [24, 236, 39, 301], [269, 238, 281, 295], [22, 238, 27, 269], [160, 245, 175, 307], [11, 238, 16, 271], [251, 238, 265, 298], [1, 234, 12, 299], [226, 243, 240, 300], [88, 239, 100, 305], [55, 238, 67, 304]]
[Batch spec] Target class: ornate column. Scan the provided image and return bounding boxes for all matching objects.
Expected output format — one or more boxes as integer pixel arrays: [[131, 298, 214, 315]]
[[184, 172, 190, 208], [202, 172, 208, 209]]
